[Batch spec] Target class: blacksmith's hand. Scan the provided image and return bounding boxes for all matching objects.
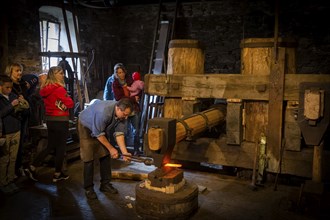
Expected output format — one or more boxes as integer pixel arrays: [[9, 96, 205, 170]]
[[122, 152, 132, 162], [110, 148, 119, 159]]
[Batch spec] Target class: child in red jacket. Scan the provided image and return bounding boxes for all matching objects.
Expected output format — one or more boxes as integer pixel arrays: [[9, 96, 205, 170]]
[[127, 72, 144, 98]]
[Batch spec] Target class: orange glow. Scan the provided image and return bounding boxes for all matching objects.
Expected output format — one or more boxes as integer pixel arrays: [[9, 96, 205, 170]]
[[164, 163, 182, 168]]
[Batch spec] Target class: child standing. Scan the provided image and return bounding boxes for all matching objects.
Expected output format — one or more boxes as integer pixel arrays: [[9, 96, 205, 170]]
[[0, 75, 24, 195]]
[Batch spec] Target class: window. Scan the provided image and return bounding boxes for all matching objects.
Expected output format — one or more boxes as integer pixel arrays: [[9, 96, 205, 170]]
[[39, 6, 81, 79], [40, 19, 61, 70]]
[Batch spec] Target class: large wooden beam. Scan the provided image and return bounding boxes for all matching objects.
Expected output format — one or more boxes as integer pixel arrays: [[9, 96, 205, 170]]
[[171, 136, 319, 178], [268, 48, 285, 160], [145, 73, 330, 101]]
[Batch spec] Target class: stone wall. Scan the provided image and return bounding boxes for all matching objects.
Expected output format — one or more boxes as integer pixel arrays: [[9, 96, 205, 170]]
[[77, 0, 330, 78], [3, 0, 42, 74], [2, 0, 330, 98]]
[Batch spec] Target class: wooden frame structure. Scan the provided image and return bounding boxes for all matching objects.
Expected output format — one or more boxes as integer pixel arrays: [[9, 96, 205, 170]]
[[144, 72, 330, 178]]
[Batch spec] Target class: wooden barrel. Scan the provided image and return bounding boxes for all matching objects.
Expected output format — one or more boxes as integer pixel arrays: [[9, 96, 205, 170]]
[[240, 38, 297, 142], [167, 39, 204, 75], [241, 38, 296, 75], [165, 39, 205, 119]]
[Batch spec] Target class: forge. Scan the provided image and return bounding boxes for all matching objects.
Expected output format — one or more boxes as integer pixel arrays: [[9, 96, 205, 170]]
[[136, 166, 198, 219]]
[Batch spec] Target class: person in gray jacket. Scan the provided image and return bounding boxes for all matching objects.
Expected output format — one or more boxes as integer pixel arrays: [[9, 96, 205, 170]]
[[77, 97, 133, 200]]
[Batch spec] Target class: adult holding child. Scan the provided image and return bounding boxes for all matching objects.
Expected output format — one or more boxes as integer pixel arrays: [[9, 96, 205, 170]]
[[112, 63, 142, 155]]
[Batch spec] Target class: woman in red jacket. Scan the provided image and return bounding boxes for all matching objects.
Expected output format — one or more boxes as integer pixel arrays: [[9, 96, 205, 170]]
[[25, 66, 74, 182]]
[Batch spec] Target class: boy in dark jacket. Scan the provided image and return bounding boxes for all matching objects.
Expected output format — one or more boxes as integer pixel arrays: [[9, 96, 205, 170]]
[[0, 75, 23, 195]]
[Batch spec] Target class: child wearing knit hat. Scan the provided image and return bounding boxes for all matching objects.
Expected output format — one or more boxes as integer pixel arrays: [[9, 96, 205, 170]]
[[127, 72, 144, 98]]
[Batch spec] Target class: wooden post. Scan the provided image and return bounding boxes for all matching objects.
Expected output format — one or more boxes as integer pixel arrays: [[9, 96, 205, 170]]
[[61, 1, 83, 110], [284, 101, 301, 151], [268, 48, 285, 160], [165, 39, 204, 119], [240, 38, 296, 145], [312, 143, 323, 183], [226, 99, 243, 145]]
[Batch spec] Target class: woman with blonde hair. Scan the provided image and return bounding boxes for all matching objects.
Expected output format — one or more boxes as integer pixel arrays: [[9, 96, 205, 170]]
[[5, 62, 30, 177], [25, 66, 74, 182]]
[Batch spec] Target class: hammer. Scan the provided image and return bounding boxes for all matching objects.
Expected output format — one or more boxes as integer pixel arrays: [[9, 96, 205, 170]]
[[120, 153, 154, 166]]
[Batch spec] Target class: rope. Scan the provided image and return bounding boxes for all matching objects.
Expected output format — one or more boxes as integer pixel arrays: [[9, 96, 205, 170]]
[[177, 119, 193, 141]]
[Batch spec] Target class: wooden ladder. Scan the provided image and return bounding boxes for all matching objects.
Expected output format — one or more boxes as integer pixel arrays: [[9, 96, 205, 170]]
[[140, 0, 179, 138]]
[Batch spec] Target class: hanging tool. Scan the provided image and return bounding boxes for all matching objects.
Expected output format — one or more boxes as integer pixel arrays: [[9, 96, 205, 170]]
[[257, 133, 267, 185], [250, 137, 259, 191], [120, 153, 154, 166], [274, 138, 286, 191]]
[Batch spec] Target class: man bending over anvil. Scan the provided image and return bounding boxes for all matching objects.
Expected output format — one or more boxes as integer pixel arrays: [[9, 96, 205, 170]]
[[77, 97, 133, 200]]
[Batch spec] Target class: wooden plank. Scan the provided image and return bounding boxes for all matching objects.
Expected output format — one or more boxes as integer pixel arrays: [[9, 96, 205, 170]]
[[182, 100, 201, 116], [145, 74, 330, 101], [243, 102, 268, 142], [39, 51, 87, 58], [111, 171, 148, 181], [312, 144, 323, 182], [171, 137, 317, 178], [267, 48, 285, 160], [164, 98, 182, 119], [172, 138, 257, 169], [226, 101, 243, 145], [284, 101, 301, 151]]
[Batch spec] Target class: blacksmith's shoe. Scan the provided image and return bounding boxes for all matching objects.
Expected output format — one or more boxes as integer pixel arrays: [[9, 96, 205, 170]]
[[85, 189, 98, 200], [100, 183, 118, 194]]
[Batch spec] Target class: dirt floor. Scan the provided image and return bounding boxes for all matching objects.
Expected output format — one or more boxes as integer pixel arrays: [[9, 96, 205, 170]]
[[0, 157, 329, 220]]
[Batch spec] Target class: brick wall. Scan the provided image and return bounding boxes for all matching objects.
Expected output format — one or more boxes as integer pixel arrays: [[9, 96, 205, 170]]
[[4, 0, 41, 74], [3, 0, 329, 98]]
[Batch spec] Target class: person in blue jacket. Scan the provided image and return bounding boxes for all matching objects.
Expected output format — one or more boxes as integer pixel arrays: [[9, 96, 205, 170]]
[[103, 74, 115, 100]]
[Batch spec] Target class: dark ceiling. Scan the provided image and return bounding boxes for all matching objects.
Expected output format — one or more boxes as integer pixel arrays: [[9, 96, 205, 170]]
[[75, 0, 199, 8]]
